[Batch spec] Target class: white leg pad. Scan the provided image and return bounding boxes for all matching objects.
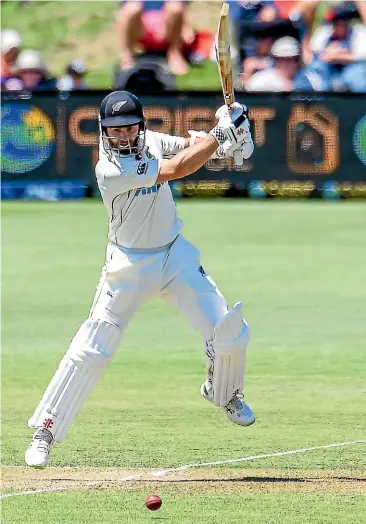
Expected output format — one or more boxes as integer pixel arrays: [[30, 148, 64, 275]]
[[209, 302, 249, 407], [28, 319, 122, 441]]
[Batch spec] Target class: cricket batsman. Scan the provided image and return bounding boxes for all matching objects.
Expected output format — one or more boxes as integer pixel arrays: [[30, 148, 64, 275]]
[[25, 90, 255, 469]]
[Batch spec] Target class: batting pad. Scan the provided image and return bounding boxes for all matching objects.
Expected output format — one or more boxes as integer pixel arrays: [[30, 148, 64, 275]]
[[28, 319, 122, 441], [211, 302, 249, 407]]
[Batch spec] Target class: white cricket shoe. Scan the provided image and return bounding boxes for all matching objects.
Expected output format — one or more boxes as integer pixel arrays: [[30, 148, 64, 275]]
[[224, 392, 256, 426], [201, 382, 255, 427], [25, 427, 54, 469]]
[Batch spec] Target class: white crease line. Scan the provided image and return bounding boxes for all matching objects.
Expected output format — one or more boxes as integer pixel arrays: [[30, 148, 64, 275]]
[[0, 474, 142, 500], [2, 439, 365, 499], [152, 439, 366, 475]]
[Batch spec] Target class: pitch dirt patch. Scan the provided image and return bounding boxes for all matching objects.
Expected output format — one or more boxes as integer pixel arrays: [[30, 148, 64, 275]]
[[2, 467, 366, 497]]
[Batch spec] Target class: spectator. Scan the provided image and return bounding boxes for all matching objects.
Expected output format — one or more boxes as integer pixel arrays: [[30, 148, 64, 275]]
[[303, 6, 366, 92], [116, 0, 195, 75], [113, 57, 177, 92], [1, 29, 22, 85], [229, 0, 308, 84], [277, 1, 319, 65], [229, 1, 302, 54], [274, 1, 302, 20], [240, 36, 274, 85], [57, 59, 88, 91], [11, 50, 57, 90], [230, 0, 279, 79], [245, 36, 318, 91]]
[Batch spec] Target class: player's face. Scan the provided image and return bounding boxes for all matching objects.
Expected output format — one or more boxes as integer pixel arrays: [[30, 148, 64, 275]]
[[106, 125, 140, 147]]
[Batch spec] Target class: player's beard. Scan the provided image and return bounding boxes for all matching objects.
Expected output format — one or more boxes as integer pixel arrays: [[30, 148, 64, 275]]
[[104, 130, 146, 157]]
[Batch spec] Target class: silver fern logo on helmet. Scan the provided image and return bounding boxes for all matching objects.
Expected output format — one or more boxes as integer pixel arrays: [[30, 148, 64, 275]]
[[111, 100, 128, 114]]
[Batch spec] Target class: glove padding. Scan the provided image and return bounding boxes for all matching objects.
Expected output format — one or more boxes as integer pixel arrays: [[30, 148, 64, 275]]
[[210, 102, 248, 145], [189, 129, 253, 164], [210, 102, 254, 164]]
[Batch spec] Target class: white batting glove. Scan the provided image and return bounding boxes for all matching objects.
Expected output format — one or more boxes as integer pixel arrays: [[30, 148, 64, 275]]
[[210, 102, 254, 164], [190, 129, 253, 163], [210, 102, 250, 147], [214, 101, 246, 121]]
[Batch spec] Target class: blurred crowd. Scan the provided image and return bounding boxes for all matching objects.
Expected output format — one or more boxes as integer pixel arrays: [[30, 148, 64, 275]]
[[1, 28, 89, 92], [231, 0, 366, 92], [1, 0, 366, 93], [0, 29, 88, 91]]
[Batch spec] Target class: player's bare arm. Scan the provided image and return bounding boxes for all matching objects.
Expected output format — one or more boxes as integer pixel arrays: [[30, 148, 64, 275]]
[[156, 134, 218, 183], [158, 103, 254, 183]]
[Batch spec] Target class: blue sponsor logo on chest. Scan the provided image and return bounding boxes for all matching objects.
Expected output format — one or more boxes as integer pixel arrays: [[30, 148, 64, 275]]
[[135, 183, 162, 197]]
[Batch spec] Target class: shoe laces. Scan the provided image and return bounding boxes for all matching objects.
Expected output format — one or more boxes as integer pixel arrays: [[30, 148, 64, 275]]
[[33, 428, 54, 452], [227, 392, 244, 411]]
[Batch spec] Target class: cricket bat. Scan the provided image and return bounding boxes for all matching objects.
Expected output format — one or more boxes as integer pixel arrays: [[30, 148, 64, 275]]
[[216, 2, 235, 107], [216, 2, 245, 165]]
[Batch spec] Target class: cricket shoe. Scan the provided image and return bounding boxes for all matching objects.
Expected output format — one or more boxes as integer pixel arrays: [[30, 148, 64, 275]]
[[224, 392, 256, 427], [25, 427, 54, 469], [201, 382, 255, 427]]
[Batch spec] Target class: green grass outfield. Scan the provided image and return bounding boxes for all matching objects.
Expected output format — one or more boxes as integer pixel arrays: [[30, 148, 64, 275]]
[[2, 200, 366, 523]]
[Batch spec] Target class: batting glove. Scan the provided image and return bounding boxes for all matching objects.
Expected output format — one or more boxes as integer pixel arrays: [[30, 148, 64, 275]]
[[210, 103, 254, 164], [210, 103, 251, 144]]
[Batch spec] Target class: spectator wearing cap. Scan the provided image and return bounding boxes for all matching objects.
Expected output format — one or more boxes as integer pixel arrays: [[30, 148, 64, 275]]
[[230, 0, 279, 83], [57, 60, 89, 91], [245, 36, 307, 91], [1, 29, 22, 84], [229, 0, 309, 82], [304, 6, 366, 91], [10, 50, 57, 90]]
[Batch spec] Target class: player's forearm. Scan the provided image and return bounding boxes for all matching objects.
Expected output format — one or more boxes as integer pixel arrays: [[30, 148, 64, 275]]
[[156, 135, 218, 183]]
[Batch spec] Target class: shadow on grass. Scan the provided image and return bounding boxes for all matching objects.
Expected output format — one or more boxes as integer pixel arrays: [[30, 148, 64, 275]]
[[46, 476, 366, 484], [151, 477, 310, 483]]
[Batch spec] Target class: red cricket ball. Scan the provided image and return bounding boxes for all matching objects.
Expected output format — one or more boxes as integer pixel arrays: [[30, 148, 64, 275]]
[[145, 494, 162, 511]]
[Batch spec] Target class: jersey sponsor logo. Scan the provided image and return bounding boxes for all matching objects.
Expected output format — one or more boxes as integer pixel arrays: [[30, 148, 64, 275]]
[[111, 100, 128, 113], [135, 183, 162, 197], [136, 161, 148, 175]]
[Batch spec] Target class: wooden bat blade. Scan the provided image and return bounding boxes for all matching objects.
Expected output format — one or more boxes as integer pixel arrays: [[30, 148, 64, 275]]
[[216, 2, 235, 106]]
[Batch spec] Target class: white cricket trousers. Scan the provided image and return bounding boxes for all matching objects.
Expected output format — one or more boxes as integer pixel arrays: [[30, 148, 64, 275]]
[[28, 235, 229, 441], [91, 235, 228, 338]]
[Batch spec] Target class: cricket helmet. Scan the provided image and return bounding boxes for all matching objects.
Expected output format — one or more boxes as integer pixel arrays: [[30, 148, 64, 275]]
[[99, 90, 146, 157]]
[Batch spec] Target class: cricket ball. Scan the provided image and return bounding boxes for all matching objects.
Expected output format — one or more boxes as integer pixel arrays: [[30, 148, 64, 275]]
[[145, 494, 162, 511]]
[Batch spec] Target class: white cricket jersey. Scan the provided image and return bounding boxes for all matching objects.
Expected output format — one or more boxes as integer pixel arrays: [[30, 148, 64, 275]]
[[95, 129, 186, 250]]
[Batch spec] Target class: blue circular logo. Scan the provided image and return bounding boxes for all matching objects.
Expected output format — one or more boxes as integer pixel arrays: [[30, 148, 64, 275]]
[[170, 181, 184, 198], [1, 103, 55, 174], [247, 180, 266, 199], [353, 114, 366, 166], [322, 181, 340, 200]]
